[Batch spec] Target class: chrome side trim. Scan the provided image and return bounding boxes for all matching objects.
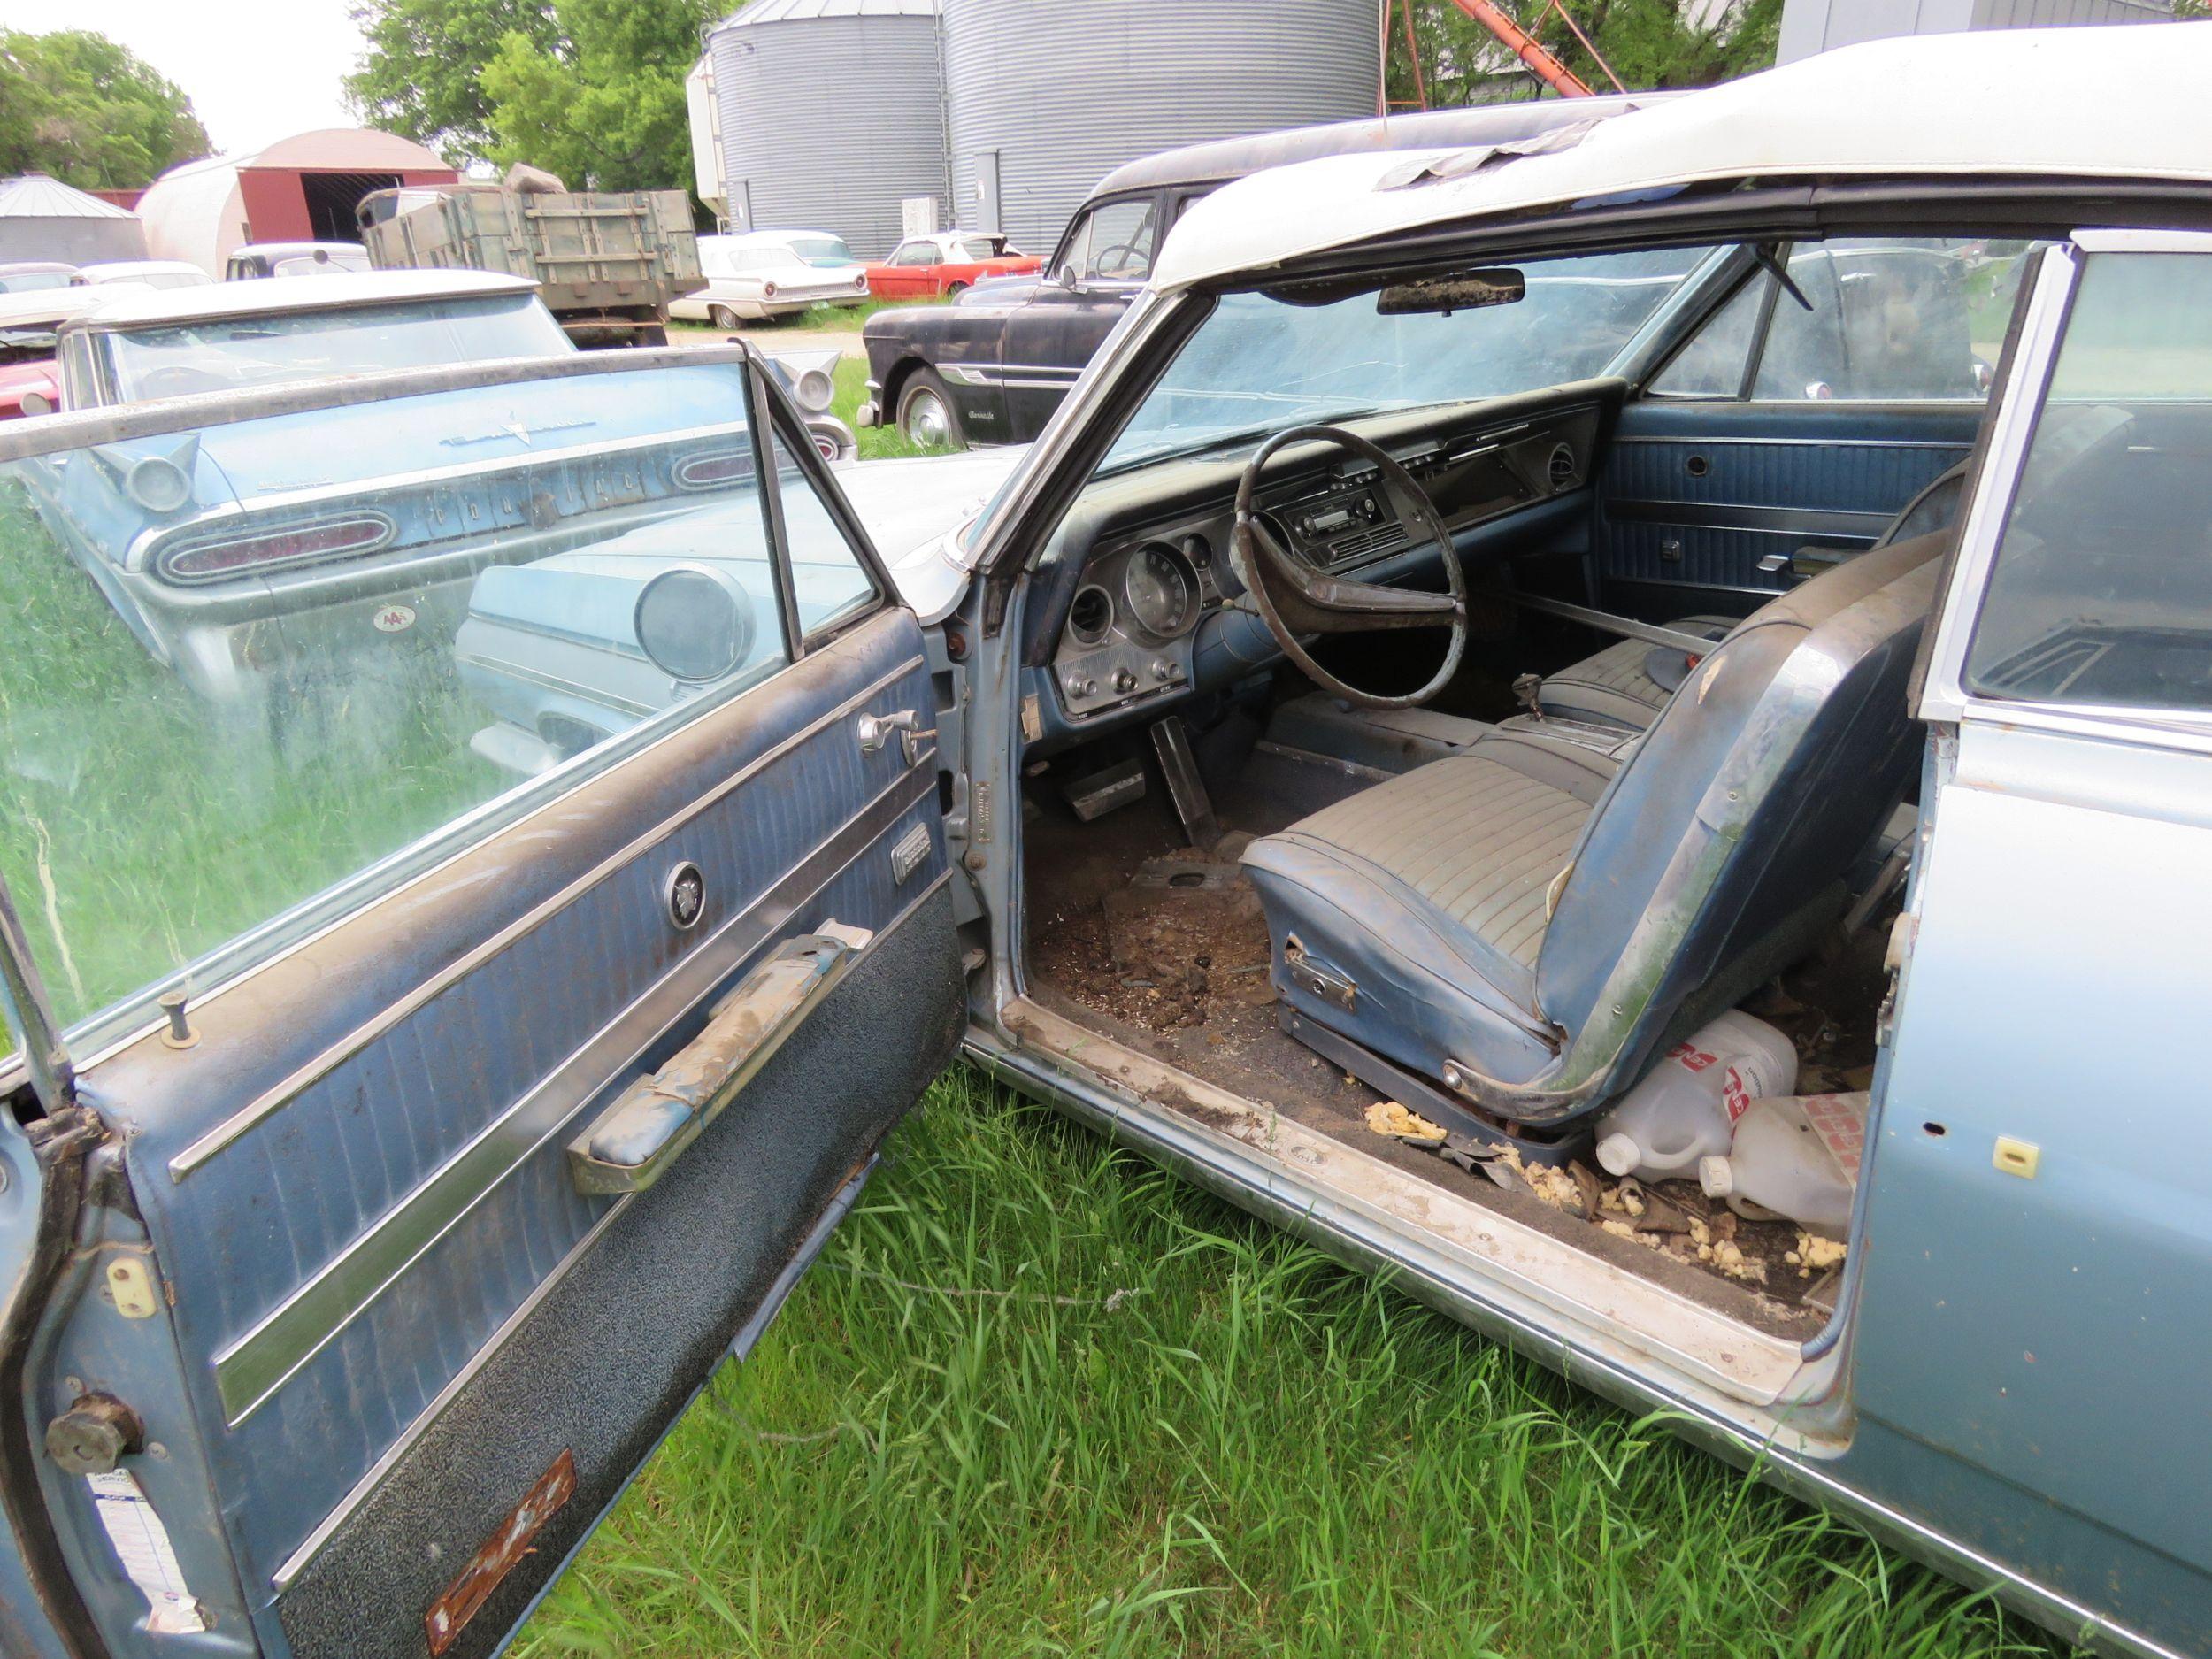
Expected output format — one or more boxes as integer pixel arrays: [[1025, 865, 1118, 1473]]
[[168, 649, 926, 1179], [267, 869, 947, 1594], [214, 759, 939, 1425]]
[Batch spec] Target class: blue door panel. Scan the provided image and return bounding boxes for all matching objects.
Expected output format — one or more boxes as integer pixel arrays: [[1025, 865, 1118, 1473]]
[[1596, 402, 1978, 613], [86, 607, 953, 1647]]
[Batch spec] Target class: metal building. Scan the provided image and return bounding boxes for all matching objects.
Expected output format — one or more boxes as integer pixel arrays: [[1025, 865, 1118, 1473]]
[[941, 0, 1381, 255], [702, 0, 949, 258], [1778, 0, 2172, 61], [0, 174, 146, 265]]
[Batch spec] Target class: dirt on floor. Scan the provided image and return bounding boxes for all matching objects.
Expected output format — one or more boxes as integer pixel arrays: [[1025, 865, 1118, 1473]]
[[1022, 749, 1883, 1339]]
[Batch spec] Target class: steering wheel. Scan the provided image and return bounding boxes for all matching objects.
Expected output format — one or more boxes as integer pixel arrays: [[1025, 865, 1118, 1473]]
[[1230, 424, 1467, 710]]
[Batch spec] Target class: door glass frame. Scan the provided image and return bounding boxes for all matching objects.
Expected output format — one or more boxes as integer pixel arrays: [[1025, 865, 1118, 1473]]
[[0, 342, 897, 1080], [1918, 227, 2212, 747]]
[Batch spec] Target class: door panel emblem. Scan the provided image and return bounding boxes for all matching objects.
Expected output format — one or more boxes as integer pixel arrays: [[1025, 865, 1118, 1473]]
[[664, 862, 705, 930]]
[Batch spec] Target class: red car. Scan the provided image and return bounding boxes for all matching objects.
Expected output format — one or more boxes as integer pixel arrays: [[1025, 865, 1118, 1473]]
[[0, 357, 59, 419], [864, 231, 1041, 299]]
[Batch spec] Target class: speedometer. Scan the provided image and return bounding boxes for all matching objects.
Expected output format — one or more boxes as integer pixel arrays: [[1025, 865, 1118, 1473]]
[[1123, 543, 1196, 638]]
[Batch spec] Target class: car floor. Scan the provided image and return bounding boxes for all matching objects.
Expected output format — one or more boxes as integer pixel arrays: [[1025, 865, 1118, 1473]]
[[1022, 731, 1880, 1345]]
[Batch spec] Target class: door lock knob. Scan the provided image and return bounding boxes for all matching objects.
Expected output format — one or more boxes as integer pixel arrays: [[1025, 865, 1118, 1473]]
[[46, 1392, 143, 1475]]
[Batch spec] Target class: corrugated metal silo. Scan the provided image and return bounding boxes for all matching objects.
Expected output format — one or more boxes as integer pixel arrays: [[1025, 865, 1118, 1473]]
[[708, 0, 949, 257], [941, 0, 1380, 255]]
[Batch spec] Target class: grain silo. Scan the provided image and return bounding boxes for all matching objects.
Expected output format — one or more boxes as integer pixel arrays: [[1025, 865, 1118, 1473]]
[[941, 0, 1380, 255], [703, 0, 949, 258]]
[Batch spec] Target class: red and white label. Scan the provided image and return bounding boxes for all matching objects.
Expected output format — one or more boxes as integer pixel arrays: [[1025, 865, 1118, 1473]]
[[1670, 1041, 1718, 1074], [1801, 1092, 1867, 1181], [1720, 1064, 1755, 1124], [372, 603, 417, 634]]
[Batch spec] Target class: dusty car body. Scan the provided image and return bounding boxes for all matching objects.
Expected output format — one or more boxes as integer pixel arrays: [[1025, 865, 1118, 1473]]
[[76, 261, 212, 293], [0, 260, 84, 294], [671, 232, 871, 325], [0, 25, 2210, 1659]]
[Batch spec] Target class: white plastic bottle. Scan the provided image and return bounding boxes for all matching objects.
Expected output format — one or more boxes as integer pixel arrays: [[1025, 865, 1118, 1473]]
[[1592, 1010, 1800, 1182], [1698, 1091, 1870, 1235]]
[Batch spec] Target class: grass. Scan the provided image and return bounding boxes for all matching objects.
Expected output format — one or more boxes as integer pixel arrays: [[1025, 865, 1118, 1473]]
[[514, 1068, 2073, 1659]]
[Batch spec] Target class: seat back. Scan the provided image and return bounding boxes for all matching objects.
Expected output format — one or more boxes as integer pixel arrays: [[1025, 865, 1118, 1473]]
[[1528, 530, 1947, 1117]]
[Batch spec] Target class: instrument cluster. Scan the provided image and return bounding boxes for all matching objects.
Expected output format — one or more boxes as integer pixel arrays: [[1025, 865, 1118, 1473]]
[[1056, 533, 1217, 718]]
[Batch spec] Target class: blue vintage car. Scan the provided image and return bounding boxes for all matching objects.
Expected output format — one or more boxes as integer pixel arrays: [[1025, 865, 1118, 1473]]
[[1, 26, 2210, 1659], [24, 273, 811, 709]]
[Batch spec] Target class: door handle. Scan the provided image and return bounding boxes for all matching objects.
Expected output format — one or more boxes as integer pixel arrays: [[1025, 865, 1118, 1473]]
[[1758, 547, 1852, 581], [856, 708, 933, 765], [567, 922, 872, 1194]]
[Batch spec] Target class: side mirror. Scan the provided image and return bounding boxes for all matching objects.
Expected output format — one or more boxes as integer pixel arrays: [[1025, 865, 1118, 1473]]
[[18, 390, 51, 418], [1056, 265, 1079, 292]]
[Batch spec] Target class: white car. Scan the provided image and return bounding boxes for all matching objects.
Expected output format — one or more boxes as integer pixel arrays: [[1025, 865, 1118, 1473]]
[[76, 258, 212, 291], [671, 230, 870, 326]]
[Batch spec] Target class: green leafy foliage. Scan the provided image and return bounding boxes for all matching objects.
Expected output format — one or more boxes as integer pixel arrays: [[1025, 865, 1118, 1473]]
[[342, 0, 559, 165], [1386, 0, 1782, 109], [0, 30, 210, 190], [347, 0, 714, 188]]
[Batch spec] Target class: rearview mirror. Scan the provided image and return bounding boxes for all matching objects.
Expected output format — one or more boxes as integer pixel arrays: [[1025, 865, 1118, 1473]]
[[1376, 269, 1525, 317], [1056, 265, 1079, 291]]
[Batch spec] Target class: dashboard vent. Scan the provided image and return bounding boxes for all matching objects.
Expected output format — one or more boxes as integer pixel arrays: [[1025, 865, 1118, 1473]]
[[1547, 443, 1579, 492]]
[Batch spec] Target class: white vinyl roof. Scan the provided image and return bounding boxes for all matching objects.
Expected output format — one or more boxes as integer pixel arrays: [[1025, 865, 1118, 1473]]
[[73, 268, 534, 331], [1157, 22, 2212, 291]]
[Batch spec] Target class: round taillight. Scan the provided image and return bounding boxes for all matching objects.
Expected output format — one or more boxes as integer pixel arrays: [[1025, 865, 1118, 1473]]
[[127, 455, 191, 513], [634, 567, 755, 682], [762, 280, 778, 298], [852, 273, 867, 291]]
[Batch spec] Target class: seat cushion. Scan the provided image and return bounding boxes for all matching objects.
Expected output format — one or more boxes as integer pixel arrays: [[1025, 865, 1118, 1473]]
[[1240, 728, 1622, 1089], [1535, 616, 1734, 730]]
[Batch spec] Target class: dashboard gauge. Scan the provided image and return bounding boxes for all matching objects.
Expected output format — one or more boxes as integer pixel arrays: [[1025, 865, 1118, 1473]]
[[1124, 543, 1197, 638]]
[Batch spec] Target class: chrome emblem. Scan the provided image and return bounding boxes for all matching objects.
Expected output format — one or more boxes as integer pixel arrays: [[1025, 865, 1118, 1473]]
[[664, 862, 705, 930]]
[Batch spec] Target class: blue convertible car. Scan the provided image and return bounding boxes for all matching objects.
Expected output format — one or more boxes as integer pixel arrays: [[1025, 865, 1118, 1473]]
[[0, 27, 2209, 1659]]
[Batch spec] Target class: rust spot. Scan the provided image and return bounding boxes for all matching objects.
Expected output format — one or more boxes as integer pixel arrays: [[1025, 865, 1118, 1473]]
[[425, 1448, 576, 1655]]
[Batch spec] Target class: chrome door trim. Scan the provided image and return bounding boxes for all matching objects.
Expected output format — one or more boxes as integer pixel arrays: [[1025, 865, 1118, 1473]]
[[213, 756, 939, 1425], [1610, 434, 1976, 448], [268, 869, 948, 1594], [1916, 242, 2083, 726], [167, 649, 926, 1180]]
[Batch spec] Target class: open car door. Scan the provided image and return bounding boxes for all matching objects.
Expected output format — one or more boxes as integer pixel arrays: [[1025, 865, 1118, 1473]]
[[0, 346, 959, 1659]]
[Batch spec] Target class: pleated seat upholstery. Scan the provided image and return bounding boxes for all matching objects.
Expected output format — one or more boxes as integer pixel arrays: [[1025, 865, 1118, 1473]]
[[1534, 615, 1732, 730], [1240, 528, 1952, 1119], [1240, 726, 1621, 1087]]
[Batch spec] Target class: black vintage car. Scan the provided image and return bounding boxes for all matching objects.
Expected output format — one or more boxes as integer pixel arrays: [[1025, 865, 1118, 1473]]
[[857, 93, 1667, 449]]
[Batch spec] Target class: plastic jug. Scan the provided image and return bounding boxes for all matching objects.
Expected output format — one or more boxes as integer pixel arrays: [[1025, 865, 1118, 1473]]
[[1698, 1091, 1870, 1236], [1591, 1010, 1799, 1182]]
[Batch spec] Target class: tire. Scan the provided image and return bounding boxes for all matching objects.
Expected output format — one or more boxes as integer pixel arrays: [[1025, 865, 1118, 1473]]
[[710, 304, 741, 330], [943, 281, 969, 298], [895, 368, 966, 450]]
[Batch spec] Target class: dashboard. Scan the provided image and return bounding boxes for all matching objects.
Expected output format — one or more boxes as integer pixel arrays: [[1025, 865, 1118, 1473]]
[[1051, 398, 1602, 721]]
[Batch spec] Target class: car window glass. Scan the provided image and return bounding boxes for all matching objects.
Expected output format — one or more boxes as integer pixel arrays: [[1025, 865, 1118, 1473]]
[[0, 357, 840, 1042], [768, 424, 878, 638], [893, 242, 936, 266], [1076, 198, 1156, 284], [1651, 239, 2037, 403], [1963, 251, 2212, 714], [1648, 273, 1766, 396], [1751, 238, 2032, 401], [101, 296, 572, 400]]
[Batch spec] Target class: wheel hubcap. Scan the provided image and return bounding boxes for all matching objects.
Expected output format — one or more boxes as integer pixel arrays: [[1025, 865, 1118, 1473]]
[[903, 390, 950, 447]]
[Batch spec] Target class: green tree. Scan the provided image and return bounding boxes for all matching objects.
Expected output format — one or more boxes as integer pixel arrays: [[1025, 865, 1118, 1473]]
[[1386, 0, 1782, 109], [0, 30, 210, 189], [343, 0, 559, 166], [477, 0, 715, 191]]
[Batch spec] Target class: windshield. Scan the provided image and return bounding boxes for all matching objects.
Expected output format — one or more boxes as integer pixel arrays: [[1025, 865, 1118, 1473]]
[[103, 294, 573, 401], [1098, 247, 1716, 474], [0, 270, 77, 295], [788, 235, 856, 267]]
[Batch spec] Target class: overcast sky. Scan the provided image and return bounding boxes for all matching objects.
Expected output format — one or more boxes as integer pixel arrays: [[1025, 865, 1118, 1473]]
[[7, 0, 368, 157]]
